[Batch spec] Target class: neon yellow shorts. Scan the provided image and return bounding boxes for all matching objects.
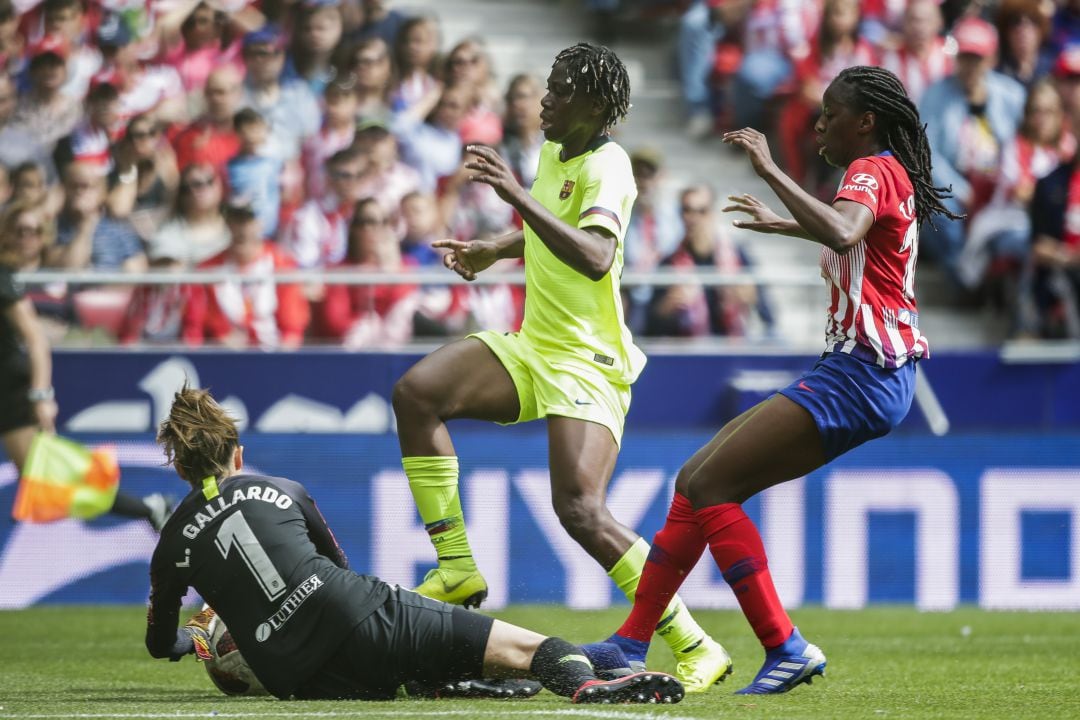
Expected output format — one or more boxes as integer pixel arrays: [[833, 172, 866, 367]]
[[470, 330, 632, 446]]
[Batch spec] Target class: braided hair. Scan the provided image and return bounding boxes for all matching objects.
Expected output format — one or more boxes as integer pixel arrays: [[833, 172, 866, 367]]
[[553, 43, 630, 132], [835, 65, 962, 227]]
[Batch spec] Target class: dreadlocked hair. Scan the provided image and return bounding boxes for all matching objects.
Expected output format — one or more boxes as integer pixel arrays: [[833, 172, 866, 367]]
[[553, 42, 630, 132], [835, 65, 963, 228], [157, 384, 239, 487]]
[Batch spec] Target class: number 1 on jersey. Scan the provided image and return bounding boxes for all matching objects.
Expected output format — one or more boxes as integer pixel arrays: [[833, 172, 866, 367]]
[[215, 511, 287, 601]]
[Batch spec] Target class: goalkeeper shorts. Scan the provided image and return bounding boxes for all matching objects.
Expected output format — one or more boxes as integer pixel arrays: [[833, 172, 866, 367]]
[[294, 586, 493, 700]]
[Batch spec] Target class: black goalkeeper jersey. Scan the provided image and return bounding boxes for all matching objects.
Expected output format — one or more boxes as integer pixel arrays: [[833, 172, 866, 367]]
[[146, 473, 390, 698]]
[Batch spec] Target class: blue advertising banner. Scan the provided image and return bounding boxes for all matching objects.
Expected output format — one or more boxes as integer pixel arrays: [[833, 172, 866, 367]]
[[2, 431, 1077, 611], [45, 349, 1080, 435]]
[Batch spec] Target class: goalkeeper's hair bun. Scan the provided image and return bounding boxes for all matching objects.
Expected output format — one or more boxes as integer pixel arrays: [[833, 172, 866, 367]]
[[157, 384, 240, 486]]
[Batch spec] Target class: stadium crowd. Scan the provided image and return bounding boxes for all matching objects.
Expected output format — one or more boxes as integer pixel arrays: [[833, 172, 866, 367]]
[[0, 0, 538, 349], [679, 0, 1080, 339], [2, 0, 1080, 347]]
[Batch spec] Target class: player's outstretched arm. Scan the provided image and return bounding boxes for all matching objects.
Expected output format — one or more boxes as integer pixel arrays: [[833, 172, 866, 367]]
[[466, 144, 616, 281], [722, 128, 873, 254], [722, 193, 809, 239], [433, 230, 524, 281]]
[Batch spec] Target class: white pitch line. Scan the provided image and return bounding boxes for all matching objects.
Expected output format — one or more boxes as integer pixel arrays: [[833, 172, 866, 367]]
[[0, 709, 697, 720]]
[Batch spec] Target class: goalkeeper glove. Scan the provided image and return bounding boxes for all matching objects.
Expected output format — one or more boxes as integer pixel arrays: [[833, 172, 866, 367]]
[[183, 606, 217, 662]]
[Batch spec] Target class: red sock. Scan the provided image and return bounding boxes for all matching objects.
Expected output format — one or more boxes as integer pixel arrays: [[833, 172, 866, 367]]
[[617, 493, 706, 642], [696, 502, 793, 650]]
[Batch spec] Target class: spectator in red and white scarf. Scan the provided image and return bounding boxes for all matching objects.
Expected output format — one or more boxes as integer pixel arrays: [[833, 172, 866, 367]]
[[300, 78, 358, 202], [646, 185, 770, 339], [879, 0, 951, 105], [778, 0, 876, 191], [95, 12, 187, 127], [282, 144, 368, 270], [312, 196, 419, 347], [183, 195, 309, 348]]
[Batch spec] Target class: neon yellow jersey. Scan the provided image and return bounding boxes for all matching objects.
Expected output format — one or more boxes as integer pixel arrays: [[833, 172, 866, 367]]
[[520, 138, 646, 386]]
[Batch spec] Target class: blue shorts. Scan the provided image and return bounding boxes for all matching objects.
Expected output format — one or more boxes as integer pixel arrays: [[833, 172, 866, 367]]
[[778, 351, 915, 462]]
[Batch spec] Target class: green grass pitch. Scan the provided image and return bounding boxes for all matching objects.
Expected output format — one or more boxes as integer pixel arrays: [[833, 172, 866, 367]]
[[2, 606, 1079, 720]]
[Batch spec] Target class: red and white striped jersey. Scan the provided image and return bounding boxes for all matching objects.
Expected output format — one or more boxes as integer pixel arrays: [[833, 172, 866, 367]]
[[301, 125, 355, 202], [861, 0, 907, 32], [795, 37, 880, 88], [116, 65, 184, 128], [823, 152, 929, 368], [879, 39, 953, 105], [279, 195, 349, 269], [743, 0, 821, 60]]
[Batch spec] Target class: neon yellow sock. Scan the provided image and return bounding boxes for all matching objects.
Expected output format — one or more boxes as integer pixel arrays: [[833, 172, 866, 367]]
[[608, 537, 706, 654], [403, 456, 476, 572]]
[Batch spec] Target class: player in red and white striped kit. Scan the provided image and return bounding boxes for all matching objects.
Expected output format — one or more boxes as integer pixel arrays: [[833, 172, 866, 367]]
[[820, 143, 929, 366], [878, 0, 952, 104], [582, 65, 960, 695]]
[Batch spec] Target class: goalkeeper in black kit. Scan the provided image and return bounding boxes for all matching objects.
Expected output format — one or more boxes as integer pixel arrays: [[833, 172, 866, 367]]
[[144, 385, 684, 704]]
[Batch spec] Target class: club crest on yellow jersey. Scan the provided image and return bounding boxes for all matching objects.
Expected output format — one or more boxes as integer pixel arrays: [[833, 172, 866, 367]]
[[559, 180, 575, 200]]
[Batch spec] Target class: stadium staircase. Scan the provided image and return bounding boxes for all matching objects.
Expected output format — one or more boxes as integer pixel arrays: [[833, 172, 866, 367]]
[[402, 0, 1002, 349]]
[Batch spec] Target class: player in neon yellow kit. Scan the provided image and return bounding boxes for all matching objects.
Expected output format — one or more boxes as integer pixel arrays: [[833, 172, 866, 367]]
[[391, 43, 732, 692]]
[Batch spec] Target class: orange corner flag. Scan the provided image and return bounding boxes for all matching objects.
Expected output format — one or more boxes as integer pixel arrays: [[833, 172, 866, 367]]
[[11, 434, 120, 523]]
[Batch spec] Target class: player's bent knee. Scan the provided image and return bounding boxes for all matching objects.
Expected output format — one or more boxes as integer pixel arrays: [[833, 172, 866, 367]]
[[685, 470, 734, 508], [674, 464, 694, 497], [553, 495, 607, 539], [392, 371, 439, 419]]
